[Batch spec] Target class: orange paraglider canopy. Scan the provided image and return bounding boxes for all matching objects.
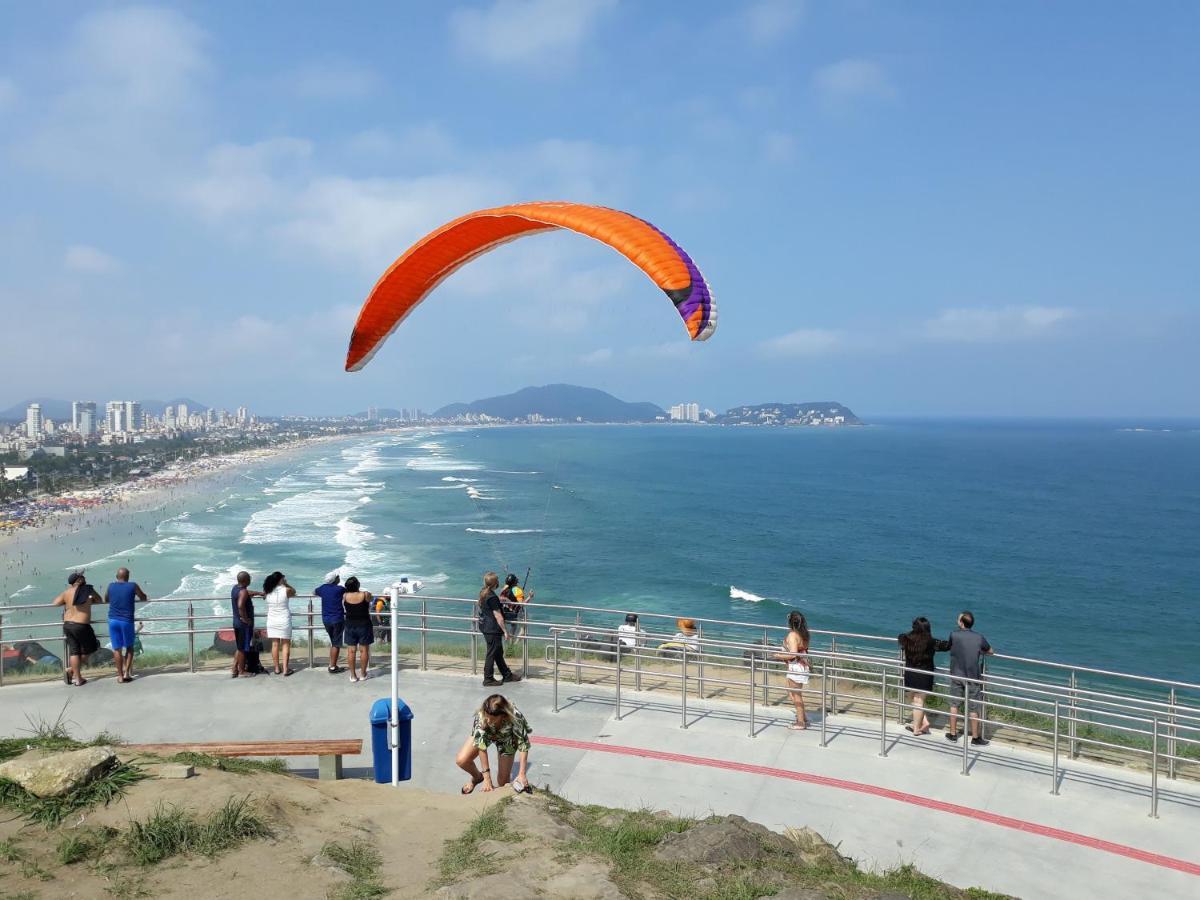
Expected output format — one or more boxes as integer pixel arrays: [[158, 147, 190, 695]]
[[345, 201, 716, 371]]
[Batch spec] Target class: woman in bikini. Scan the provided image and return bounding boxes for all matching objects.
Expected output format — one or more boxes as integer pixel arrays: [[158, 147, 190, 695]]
[[774, 610, 811, 730]]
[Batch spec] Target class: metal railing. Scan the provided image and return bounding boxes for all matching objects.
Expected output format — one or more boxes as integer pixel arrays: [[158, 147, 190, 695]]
[[2, 592, 1198, 812]]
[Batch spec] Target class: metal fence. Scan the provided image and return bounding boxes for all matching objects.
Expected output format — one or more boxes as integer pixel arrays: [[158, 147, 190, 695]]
[[2, 592, 1197, 816]]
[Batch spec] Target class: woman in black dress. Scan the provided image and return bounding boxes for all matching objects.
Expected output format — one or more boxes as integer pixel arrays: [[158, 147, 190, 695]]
[[898, 617, 950, 735]]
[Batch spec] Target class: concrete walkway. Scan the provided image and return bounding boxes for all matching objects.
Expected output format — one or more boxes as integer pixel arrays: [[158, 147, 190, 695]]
[[1, 665, 1197, 900]]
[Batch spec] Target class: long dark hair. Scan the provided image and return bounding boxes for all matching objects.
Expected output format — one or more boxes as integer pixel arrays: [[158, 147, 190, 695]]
[[263, 571, 284, 595], [479, 571, 499, 603], [900, 616, 933, 657], [344, 576, 361, 593], [787, 610, 809, 647]]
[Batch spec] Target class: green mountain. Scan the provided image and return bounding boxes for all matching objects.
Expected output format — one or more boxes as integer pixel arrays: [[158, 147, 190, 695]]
[[435, 385, 665, 423]]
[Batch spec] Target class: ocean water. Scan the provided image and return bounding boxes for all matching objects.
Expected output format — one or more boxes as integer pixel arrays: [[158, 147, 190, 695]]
[[3, 423, 1198, 682]]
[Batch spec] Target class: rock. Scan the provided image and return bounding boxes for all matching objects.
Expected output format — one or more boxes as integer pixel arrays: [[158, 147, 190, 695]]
[[308, 853, 352, 882], [653, 815, 788, 867], [145, 763, 194, 780], [503, 799, 580, 843], [0, 746, 116, 798], [475, 838, 525, 861], [783, 827, 852, 870], [596, 812, 626, 829], [434, 872, 540, 900], [541, 861, 624, 899]]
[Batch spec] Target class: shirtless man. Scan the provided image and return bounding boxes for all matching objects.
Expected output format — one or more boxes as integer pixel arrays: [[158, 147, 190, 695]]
[[53, 571, 105, 686]]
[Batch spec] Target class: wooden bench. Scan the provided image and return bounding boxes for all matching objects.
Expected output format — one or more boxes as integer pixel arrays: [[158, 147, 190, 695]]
[[125, 739, 363, 781]]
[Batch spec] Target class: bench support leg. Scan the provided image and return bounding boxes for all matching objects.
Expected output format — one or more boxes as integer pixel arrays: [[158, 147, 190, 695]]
[[319, 754, 343, 781]]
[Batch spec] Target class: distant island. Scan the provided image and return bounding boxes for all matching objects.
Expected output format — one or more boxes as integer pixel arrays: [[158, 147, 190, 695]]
[[432, 386, 860, 427], [434, 384, 664, 423], [715, 402, 860, 427]]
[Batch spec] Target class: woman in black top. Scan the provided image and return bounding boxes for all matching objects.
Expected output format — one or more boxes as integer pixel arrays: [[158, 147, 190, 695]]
[[478, 572, 519, 687], [342, 576, 374, 683], [898, 617, 950, 735]]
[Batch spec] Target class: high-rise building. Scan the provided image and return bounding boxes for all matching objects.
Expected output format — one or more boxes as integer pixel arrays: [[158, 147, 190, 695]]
[[177, 403, 189, 424], [105, 401, 126, 433], [73, 401, 97, 437], [163, 405, 176, 429], [686, 402, 700, 423], [123, 401, 143, 432], [236, 406, 248, 424], [25, 403, 43, 438]]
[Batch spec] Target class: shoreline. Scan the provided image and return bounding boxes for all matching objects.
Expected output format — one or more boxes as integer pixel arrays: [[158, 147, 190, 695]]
[[0, 433, 385, 550]]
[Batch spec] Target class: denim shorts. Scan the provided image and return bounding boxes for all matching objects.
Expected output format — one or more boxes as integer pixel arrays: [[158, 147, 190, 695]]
[[344, 623, 373, 647]]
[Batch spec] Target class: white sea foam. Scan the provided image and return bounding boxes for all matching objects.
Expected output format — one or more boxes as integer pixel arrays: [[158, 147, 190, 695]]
[[358, 496, 373, 503], [441, 477, 478, 483], [66, 543, 153, 570], [9, 584, 36, 598], [406, 458, 483, 472], [730, 586, 766, 603], [465, 528, 544, 535], [420, 485, 466, 490], [490, 470, 541, 475]]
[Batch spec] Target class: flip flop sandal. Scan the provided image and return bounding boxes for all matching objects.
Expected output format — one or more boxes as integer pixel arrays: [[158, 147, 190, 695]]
[[462, 777, 484, 795]]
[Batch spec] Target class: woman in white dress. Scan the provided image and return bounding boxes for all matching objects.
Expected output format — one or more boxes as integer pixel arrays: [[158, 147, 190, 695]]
[[774, 610, 811, 730], [263, 571, 297, 676]]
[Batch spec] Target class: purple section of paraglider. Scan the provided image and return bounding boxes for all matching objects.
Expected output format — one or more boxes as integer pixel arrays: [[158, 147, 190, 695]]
[[640, 218, 714, 338]]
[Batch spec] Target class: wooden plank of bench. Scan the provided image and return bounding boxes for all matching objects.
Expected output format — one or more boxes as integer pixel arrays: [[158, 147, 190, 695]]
[[125, 740, 362, 780], [126, 740, 361, 757]]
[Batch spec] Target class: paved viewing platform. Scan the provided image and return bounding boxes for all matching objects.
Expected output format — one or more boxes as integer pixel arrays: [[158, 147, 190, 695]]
[[1, 665, 1197, 900]]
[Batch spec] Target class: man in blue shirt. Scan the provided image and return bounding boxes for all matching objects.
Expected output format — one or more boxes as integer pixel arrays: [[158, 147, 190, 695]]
[[315, 573, 347, 674], [104, 568, 147, 684]]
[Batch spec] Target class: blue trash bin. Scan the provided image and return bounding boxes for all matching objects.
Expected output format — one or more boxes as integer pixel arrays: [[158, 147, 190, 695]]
[[369, 698, 414, 784]]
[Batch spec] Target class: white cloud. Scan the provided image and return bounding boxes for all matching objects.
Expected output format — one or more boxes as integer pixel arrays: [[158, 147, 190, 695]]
[[762, 131, 798, 164], [744, 0, 805, 45], [758, 328, 844, 358], [182, 138, 313, 220], [13, 7, 209, 187], [580, 348, 613, 365], [814, 58, 896, 107], [450, 0, 616, 65], [64, 244, 121, 273], [287, 60, 379, 100], [922, 306, 1077, 342]]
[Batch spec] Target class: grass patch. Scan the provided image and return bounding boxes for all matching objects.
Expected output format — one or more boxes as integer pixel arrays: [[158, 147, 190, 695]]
[[56, 829, 111, 865], [322, 839, 389, 900], [435, 799, 512, 885], [0, 837, 52, 881], [125, 796, 271, 866], [163, 751, 288, 775], [0, 761, 145, 827]]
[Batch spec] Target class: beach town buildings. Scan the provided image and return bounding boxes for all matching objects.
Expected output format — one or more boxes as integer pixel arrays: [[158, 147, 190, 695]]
[[668, 403, 702, 423]]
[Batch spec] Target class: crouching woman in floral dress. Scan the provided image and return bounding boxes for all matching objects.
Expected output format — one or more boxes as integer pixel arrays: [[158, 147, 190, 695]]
[[456, 693, 533, 795]]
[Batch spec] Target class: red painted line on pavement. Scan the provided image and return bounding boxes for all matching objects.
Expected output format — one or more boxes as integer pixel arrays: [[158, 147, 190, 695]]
[[532, 734, 1200, 878]]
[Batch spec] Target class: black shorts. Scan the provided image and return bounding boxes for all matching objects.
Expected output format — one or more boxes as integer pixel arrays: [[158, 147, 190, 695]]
[[344, 623, 373, 647], [324, 620, 345, 648], [233, 622, 254, 653], [63, 622, 100, 658]]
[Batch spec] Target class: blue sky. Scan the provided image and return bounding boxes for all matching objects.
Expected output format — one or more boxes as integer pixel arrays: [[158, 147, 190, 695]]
[[1, 1, 1196, 417]]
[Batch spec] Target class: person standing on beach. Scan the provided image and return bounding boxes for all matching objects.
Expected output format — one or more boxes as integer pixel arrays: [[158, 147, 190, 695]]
[[263, 571, 296, 676], [315, 573, 346, 674], [945, 611, 994, 746], [105, 567, 147, 683], [230, 571, 261, 678], [478, 572, 519, 687], [53, 572, 104, 686]]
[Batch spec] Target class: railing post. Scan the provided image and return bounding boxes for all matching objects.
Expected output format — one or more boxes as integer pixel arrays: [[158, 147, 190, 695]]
[[471, 632, 478, 676], [420, 599, 427, 671], [829, 637, 839, 713], [574, 611, 582, 685], [1051, 700, 1060, 795], [1068, 670, 1079, 758], [1167, 688, 1177, 780], [552, 631, 559, 713], [1150, 715, 1159, 818], [897, 647, 906, 725], [187, 602, 195, 673], [697, 623, 705, 699], [761, 645, 769, 704], [960, 692, 970, 776], [819, 658, 828, 748], [521, 613, 528, 680], [748, 653, 757, 738], [634, 635, 642, 692], [615, 641, 622, 721], [680, 645, 688, 729], [978, 659, 988, 737], [307, 599, 314, 670], [0, 612, 5, 688], [879, 670, 889, 757]]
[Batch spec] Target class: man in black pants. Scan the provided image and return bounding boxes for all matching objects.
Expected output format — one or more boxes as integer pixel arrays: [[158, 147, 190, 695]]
[[479, 573, 521, 687]]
